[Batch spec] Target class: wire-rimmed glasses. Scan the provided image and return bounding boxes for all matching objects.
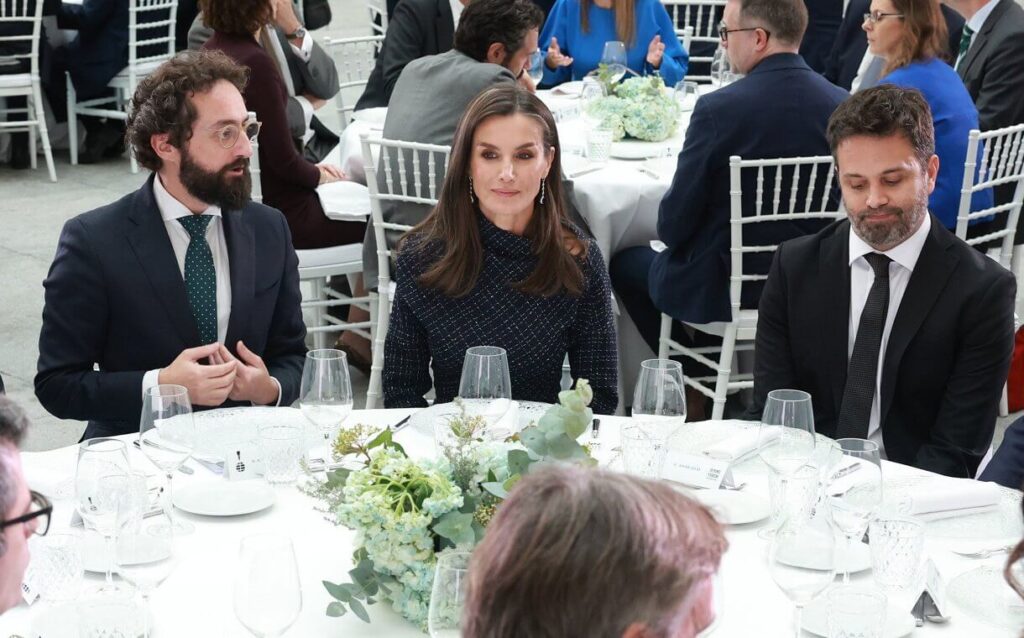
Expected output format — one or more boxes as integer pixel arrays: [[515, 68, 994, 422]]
[[207, 117, 262, 149], [862, 10, 904, 23]]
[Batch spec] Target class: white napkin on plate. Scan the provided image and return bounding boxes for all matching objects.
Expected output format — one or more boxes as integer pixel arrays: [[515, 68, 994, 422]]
[[900, 479, 1001, 521], [703, 428, 779, 461]]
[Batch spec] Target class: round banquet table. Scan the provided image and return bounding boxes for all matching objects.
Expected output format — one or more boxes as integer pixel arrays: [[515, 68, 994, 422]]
[[3, 409, 1016, 637]]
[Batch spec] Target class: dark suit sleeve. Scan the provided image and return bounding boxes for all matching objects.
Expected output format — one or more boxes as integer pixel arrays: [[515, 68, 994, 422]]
[[293, 37, 340, 99], [57, 0, 114, 34], [35, 218, 146, 422], [914, 270, 1016, 476], [263, 215, 308, 406], [569, 245, 619, 415], [657, 96, 718, 249], [380, 2, 431, 103], [749, 243, 797, 418], [973, 35, 1024, 130]]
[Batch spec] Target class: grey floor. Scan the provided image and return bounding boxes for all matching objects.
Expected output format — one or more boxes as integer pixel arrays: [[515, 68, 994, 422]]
[[0, 0, 368, 451]]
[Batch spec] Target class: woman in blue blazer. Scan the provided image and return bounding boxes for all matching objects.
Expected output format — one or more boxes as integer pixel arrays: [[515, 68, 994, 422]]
[[864, 0, 992, 230], [541, 0, 688, 87]]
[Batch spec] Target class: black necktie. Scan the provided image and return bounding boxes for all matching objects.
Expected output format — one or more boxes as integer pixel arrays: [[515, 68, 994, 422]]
[[836, 253, 892, 440]]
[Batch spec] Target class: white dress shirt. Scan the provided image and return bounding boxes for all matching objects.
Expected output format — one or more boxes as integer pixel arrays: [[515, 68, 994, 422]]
[[450, 0, 465, 28], [847, 214, 931, 458], [955, 0, 1000, 68]]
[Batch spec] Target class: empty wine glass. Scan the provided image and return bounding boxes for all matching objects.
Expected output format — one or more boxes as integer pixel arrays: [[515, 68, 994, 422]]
[[234, 534, 302, 637], [710, 45, 730, 87], [116, 503, 177, 638], [829, 438, 882, 584], [632, 359, 686, 439], [428, 551, 472, 638], [458, 346, 513, 439], [299, 349, 354, 457], [601, 40, 627, 83], [139, 384, 195, 536], [673, 80, 700, 112], [769, 505, 837, 638], [757, 389, 816, 478], [528, 48, 544, 84], [75, 438, 131, 591]]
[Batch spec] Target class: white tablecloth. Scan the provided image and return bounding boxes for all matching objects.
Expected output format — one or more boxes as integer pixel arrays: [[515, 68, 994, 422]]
[[0, 410, 1017, 637]]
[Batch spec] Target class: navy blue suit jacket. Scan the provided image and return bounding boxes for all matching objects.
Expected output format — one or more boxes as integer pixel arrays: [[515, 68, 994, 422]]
[[799, 0, 844, 73], [650, 53, 848, 324], [35, 176, 308, 438], [980, 416, 1024, 488], [58, 0, 128, 99]]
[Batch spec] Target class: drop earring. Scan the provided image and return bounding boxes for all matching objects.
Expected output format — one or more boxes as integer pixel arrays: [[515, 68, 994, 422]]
[[468, 176, 476, 204], [539, 179, 546, 205]]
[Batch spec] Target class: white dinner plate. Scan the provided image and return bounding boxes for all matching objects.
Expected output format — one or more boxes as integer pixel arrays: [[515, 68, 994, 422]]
[[317, 180, 370, 219], [172, 480, 275, 517], [550, 80, 585, 96], [685, 489, 770, 526], [175, 407, 316, 461], [610, 139, 675, 160], [802, 597, 916, 638], [775, 540, 872, 574], [32, 601, 153, 637], [406, 401, 553, 440], [81, 530, 171, 574]]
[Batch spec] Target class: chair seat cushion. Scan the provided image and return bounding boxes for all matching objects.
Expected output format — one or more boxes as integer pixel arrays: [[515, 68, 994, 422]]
[[297, 243, 364, 270]]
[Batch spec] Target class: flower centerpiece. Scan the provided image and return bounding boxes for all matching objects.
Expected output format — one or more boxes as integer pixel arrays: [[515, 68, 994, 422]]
[[301, 381, 597, 629], [585, 69, 680, 142]]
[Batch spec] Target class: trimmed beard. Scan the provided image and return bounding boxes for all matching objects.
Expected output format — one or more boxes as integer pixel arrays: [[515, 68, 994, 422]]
[[179, 148, 251, 211], [847, 187, 929, 249]]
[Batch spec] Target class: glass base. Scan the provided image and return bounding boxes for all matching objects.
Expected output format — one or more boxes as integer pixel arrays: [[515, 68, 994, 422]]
[[148, 519, 194, 537]]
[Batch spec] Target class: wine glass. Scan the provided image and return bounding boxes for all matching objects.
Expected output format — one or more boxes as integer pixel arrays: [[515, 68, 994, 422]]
[[116, 499, 176, 638], [528, 48, 544, 84], [138, 384, 195, 536], [299, 349, 354, 459], [673, 80, 700, 112], [601, 40, 627, 83], [75, 438, 131, 591], [428, 551, 472, 638], [710, 45, 730, 88], [234, 534, 302, 638], [632, 359, 686, 439], [458, 346, 513, 439], [769, 506, 837, 638], [757, 389, 816, 478], [829, 438, 882, 584]]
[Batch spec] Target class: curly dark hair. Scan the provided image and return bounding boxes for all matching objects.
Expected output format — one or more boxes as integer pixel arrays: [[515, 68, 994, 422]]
[[199, 0, 273, 37], [454, 0, 544, 63], [827, 84, 935, 170], [126, 49, 249, 172]]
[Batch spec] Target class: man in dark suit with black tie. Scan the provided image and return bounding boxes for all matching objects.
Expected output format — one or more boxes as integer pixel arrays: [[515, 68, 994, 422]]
[[823, 0, 964, 91], [355, 0, 465, 110], [35, 50, 308, 440], [610, 0, 848, 415], [753, 85, 1016, 478]]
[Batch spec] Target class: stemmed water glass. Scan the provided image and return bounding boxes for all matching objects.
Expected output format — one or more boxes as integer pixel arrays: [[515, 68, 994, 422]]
[[769, 505, 837, 638], [234, 534, 302, 638], [757, 389, 817, 477], [601, 40, 627, 83], [829, 438, 883, 584], [116, 492, 176, 638], [458, 346, 513, 439], [75, 438, 131, 592], [710, 45, 735, 87], [528, 48, 544, 84], [428, 551, 472, 638], [138, 384, 195, 536], [632, 359, 686, 438], [299, 349, 354, 457], [673, 80, 700, 112]]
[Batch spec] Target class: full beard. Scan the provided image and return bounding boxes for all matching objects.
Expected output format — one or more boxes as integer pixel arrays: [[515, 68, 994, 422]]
[[180, 151, 252, 211], [847, 189, 929, 249]]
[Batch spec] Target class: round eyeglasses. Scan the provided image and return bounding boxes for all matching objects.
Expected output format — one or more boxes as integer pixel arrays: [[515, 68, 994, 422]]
[[207, 118, 262, 150]]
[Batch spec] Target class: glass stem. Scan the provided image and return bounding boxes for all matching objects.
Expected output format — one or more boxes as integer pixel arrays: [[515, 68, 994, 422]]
[[164, 472, 175, 527], [104, 532, 116, 586], [793, 604, 802, 638], [142, 592, 151, 638], [844, 534, 853, 584]]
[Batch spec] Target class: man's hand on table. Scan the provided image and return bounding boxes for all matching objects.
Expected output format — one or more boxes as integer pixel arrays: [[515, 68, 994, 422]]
[[158, 343, 236, 406]]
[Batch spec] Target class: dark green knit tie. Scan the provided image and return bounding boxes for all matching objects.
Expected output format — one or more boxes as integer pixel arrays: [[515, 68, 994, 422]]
[[178, 214, 218, 345], [956, 24, 975, 71]]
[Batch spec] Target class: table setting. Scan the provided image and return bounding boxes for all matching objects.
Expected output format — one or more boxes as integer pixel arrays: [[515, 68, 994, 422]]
[[3, 352, 1022, 637]]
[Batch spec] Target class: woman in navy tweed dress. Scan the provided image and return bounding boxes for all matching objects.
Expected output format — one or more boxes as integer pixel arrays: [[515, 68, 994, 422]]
[[383, 84, 619, 413]]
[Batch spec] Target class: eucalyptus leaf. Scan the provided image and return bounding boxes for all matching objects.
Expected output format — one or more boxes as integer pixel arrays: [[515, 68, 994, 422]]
[[547, 434, 586, 459], [519, 427, 548, 455], [323, 580, 352, 603], [482, 481, 509, 499], [507, 449, 532, 475], [433, 511, 476, 546], [502, 475, 520, 493], [326, 602, 347, 617], [349, 597, 371, 623]]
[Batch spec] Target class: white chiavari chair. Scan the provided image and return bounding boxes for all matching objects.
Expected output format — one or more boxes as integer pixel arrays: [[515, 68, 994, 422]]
[[658, 155, 844, 419], [661, 0, 726, 83], [323, 35, 384, 133], [67, 0, 177, 174], [361, 133, 451, 408], [366, 0, 388, 36]]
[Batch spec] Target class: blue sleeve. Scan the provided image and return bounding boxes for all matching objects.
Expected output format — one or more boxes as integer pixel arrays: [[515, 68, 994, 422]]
[[658, 95, 718, 247], [648, 2, 688, 86], [541, 0, 574, 86]]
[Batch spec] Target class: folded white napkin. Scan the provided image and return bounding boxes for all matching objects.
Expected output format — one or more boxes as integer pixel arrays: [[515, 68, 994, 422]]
[[317, 180, 371, 220], [901, 479, 1001, 521], [703, 428, 779, 461]]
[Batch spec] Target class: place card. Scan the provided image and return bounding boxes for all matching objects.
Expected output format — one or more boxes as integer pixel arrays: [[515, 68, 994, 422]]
[[662, 451, 733, 490], [223, 444, 262, 481], [21, 578, 39, 605], [913, 559, 951, 623]]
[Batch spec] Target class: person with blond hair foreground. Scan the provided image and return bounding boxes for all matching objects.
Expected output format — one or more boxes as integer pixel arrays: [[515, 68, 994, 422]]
[[462, 465, 727, 638]]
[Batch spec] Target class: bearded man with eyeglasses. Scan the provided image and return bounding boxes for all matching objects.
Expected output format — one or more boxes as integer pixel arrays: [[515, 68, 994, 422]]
[[35, 50, 307, 440]]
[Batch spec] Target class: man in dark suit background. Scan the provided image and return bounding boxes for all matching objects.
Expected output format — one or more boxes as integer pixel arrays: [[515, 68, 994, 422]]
[[823, 0, 964, 91], [799, 0, 844, 72], [609, 0, 848, 416], [35, 50, 307, 439], [355, 0, 463, 110], [753, 85, 1016, 478]]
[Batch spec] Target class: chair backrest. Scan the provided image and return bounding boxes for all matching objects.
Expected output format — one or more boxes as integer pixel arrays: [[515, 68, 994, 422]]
[[727, 155, 845, 319], [661, 0, 726, 82], [360, 133, 451, 296], [366, 0, 388, 36], [323, 35, 385, 131], [129, 0, 177, 68], [955, 123, 1024, 270], [249, 111, 262, 203], [0, 0, 43, 78]]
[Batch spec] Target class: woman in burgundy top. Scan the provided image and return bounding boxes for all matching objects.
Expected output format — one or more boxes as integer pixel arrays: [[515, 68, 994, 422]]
[[200, 0, 363, 249]]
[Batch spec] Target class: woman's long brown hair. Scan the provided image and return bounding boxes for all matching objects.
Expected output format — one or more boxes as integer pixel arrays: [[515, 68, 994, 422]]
[[405, 84, 586, 299], [580, 0, 637, 47], [882, 0, 949, 75]]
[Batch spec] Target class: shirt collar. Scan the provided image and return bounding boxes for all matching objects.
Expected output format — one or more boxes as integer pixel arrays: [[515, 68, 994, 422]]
[[153, 174, 223, 223], [450, 0, 464, 27], [967, 0, 999, 33], [848, 212, 931, 272]]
